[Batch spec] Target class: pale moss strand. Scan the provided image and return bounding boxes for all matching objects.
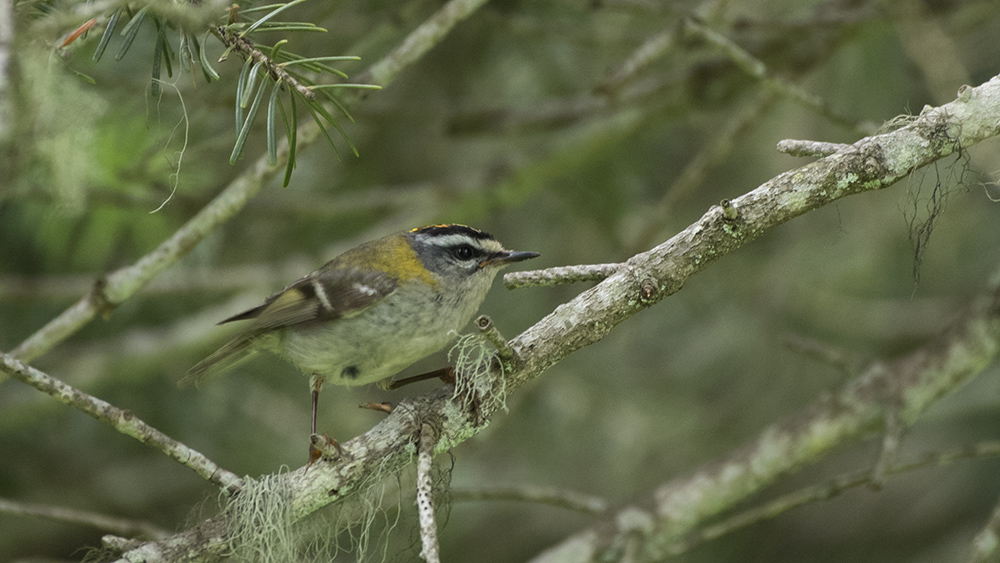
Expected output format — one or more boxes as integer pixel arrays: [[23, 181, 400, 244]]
[[221, 462, 402, 563], [449, 332, 508, 414]]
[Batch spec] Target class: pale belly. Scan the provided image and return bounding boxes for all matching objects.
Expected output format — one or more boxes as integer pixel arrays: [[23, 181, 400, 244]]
[[279, 325, 455, 386], [272, 283, 479, 386]]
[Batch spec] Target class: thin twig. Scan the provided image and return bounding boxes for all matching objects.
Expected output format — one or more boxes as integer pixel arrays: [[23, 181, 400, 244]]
[[685, 18, 876, 136], [780, 333, 869, 375], [417, 423, 441, 563], [595, 25, 679, 96], [504, 263, 621, 289], [0, 354, 244, 493], [475, 315, 514, 364], [777, 139, 852, 157], [0, 497, 170, 539], [672, 441, 1000, 556], [451, 485, 608, 515], [628, 88, 778, 252], [213, 25, 317, 101]]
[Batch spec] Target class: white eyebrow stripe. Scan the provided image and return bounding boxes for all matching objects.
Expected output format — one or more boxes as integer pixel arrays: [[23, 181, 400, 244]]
[[423, 234, 482, 247], [422, 234, 505, 253], [311, 278, 334, 312]]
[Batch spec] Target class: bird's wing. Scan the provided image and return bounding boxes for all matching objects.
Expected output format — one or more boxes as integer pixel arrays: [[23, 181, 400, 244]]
[[225, 267, 399, 331], [184, 268, 397, 384]]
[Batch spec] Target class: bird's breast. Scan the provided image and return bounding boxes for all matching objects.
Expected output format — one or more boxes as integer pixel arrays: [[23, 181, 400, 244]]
[[277, 281, 483, 386]]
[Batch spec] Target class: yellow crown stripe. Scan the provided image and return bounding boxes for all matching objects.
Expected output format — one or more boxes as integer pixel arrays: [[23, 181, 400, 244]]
[[409, 223, 478, 233]]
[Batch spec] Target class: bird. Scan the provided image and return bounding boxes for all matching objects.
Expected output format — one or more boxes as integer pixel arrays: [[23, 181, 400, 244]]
[[186, 224, 539, 455]]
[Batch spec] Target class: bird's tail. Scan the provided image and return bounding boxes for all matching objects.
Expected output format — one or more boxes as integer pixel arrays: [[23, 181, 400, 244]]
[[180, 335, 260, 388]]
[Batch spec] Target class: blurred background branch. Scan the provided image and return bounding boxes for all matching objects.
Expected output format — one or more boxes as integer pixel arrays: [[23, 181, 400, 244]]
[[4, 0, 1000, 561], [533, 275, 1000, 561], [106, 74, 1000, 561], [0, 0, 12, 146], [0, 497, 170, 540], [450, 485, 609, 515]]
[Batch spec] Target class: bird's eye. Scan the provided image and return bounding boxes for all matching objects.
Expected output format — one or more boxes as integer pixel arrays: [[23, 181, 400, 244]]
[[453, 244, 475, 260]]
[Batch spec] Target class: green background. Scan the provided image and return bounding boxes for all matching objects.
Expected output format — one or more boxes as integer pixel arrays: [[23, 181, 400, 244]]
[[3, 0, 1000, 561]]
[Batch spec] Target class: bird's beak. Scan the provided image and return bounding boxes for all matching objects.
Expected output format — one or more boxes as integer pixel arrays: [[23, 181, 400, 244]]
[[481, 250, 540, 268]]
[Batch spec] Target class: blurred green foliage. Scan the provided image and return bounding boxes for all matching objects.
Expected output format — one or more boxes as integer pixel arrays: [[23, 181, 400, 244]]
[[3, 0, 1000, 561]]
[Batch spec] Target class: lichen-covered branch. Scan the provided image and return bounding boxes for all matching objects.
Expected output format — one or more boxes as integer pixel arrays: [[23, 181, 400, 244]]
[[777, 139, 852, 157], [506, 78, 1000, 391], [504, 263, 622, 289], [108, 74, 1000, 562]]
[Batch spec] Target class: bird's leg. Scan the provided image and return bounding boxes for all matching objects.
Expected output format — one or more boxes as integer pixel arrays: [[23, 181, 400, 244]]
[[365, 368, 455, 419], [386, 366, 456, 390], [307, 375, 342, 465], [310, 374, 324, 435]]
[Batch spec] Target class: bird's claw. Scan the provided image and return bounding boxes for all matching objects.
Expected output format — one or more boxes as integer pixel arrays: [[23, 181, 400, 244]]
[[307, 433, 344, 468]]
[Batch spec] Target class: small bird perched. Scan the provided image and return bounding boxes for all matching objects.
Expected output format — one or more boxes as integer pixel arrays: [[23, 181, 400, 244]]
[[187, 224, 539, 454]]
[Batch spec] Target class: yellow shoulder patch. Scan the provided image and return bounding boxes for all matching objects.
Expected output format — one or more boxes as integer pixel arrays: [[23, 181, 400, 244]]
[[355, 236, 439, 288]]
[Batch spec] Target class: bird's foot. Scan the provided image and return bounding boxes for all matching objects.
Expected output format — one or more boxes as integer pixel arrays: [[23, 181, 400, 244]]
[[307, 433, 344, 468]]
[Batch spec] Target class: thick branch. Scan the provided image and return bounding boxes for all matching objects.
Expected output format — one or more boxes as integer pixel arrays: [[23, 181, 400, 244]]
[[507, 78, 1000, 390], [110, 74, 1000, 562]]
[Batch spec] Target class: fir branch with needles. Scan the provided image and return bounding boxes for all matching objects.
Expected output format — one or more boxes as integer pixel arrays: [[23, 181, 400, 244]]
[[80, 0, 381, 188]]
